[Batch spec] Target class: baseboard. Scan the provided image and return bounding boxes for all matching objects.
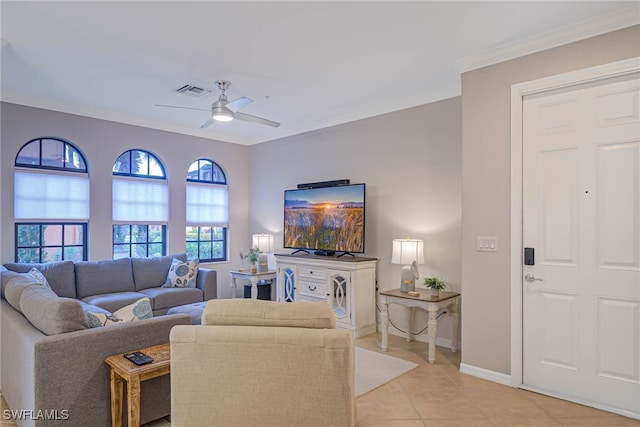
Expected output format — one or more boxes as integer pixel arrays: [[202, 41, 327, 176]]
[[355, 323, 377, 339], [435, 336, 456, 349], [459, 363, 513, 387], [519, 385, 640, 420]]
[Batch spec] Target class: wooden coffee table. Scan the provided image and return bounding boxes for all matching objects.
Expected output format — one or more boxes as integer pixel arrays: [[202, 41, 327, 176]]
[[105, 343, 170, 427]]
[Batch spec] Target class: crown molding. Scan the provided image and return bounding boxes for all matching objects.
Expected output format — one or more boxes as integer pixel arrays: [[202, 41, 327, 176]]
[[456, 5, 640, 73], [1, 83, 461, 146]]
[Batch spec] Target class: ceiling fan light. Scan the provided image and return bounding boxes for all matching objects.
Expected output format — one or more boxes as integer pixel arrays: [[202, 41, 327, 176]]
[[211, 107, 234, 122], [212, 113, 233, 122]]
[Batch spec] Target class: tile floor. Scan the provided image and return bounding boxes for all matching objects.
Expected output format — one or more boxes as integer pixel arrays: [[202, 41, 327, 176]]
[[2, 333, 639, 426], [355, 334, 639, 427]]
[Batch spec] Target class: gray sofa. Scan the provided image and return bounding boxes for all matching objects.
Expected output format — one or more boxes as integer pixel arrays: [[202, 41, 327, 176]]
[[0, 254, 217, 427], [3, 253, 217, 316]]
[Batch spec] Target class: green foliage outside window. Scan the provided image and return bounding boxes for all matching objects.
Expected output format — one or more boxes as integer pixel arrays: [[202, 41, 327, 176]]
[[186, 226, 226, 262], [16, 223, 86, 263], [113, 224, 166, 259]]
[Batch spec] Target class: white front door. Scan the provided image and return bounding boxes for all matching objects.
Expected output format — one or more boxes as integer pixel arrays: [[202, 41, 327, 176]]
[[522, 74, 640, 416]]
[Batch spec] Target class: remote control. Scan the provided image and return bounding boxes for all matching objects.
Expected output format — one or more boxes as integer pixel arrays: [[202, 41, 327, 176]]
[[123, 351, 154, 366]]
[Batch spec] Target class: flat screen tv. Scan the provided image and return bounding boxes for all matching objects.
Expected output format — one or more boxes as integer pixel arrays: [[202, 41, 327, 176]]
[[283, 183, 365, 256]]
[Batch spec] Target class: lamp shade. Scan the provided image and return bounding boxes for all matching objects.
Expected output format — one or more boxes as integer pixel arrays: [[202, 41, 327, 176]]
[[252, 234, 275, 253], [391, 238, 424, 265]]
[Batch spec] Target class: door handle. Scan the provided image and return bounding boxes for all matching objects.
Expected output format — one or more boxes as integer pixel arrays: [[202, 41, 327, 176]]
[[524, 273, 543, 283]]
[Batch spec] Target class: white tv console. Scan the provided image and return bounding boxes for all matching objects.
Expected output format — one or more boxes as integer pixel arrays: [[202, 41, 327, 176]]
[[275, 253, 378, 338]]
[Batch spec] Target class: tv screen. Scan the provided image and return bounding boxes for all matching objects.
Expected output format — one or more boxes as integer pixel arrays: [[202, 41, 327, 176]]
[[284, 183, 365, 254]]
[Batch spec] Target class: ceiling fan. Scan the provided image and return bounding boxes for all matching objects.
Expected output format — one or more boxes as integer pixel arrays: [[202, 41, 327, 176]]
[[156, 80, 280, 128]]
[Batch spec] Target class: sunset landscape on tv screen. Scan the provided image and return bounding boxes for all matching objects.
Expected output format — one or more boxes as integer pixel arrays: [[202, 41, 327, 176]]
[[284, 184, 365, 253]]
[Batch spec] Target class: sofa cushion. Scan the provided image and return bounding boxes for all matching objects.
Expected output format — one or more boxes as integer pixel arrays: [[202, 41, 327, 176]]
[[75, 257, 135, 299], [81, 291, 148, 313], [77, 300, 111, 315], [20, 283, 88, 335], [1, 269, 39, 313], [202, 299, 336, 329], [3, 260, 76, 298], [139, 287, 203, 311], [86, 297, 153, 328], [132, 253, 187, 291], [167, 301, 207, 325], [0, 265, 10, 296]]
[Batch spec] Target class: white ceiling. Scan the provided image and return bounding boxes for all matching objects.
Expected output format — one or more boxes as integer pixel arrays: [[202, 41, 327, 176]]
[[1, 1, 638, 145]]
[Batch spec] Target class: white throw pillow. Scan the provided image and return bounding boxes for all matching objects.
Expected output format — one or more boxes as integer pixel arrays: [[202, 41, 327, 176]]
[[113, 297, 153, 321], [162, 258, 199, 288], [86, 297, 152, 328], [27, 268, 52, 290]]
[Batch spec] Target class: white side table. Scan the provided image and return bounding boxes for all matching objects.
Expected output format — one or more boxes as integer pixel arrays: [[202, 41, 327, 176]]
[[230, 270, 277, 300], [379, 289, 460, 364]]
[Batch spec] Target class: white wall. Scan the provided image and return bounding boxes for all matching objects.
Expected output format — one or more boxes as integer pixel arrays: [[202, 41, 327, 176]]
[[249, 97, 462, 344], [0, 102, 251, 298]]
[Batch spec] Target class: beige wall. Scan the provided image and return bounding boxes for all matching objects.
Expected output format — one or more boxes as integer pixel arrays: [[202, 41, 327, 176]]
[[249, 97, 462, 344], [461, 25, 640, 375], [1, 98, 463, 344], [0, 102, 251, 298], [4, 25, 635, 372]]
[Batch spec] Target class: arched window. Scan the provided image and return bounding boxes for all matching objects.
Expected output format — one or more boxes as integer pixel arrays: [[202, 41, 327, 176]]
[[112, 149, 168, 258], [185, 158, 228, 262], [14, 137, 89, 262]]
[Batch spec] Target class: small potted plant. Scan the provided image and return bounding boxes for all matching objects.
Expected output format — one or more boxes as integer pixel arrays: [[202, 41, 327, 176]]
[[424, 277, 447, 297], [246, 247, 260, 273]]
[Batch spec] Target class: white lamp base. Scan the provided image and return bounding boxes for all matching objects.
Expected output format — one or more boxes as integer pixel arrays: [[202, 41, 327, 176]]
[[400, 265, 415, 292], [258, 253, 269, 272]]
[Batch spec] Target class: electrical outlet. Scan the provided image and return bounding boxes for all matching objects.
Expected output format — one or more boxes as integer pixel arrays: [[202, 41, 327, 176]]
[[477, 236, 498, 252]]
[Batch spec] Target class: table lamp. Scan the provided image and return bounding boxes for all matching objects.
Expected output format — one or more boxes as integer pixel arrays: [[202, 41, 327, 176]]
[[252, 234, 274, 272], [391, 238, 424, 292]]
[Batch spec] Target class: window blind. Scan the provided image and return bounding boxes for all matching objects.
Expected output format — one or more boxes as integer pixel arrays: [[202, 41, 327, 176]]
[[112, 177, 168, 223], [14, 170, 90, 220], [186, 182, 229, 226]]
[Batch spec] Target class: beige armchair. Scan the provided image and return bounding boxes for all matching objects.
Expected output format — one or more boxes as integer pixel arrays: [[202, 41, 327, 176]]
[[170, 299, 356, 427]]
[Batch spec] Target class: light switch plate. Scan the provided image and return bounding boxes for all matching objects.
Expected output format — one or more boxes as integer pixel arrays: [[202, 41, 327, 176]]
[[477, 236, 498, 252]]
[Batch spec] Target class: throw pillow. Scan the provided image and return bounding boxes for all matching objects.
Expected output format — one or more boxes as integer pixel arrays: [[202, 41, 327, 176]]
[[114, 296, 153, 321], [27, 268, 53, 290], [86, 312, 122, 328], [162, 258, 199, 288], [86, 297, 153, 328]]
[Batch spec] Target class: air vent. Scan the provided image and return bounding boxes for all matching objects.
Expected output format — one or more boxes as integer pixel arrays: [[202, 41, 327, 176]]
[[174, 84, 211, 98]]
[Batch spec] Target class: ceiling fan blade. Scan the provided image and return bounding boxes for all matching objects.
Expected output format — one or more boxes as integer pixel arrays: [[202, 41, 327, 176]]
[[155, 104, 210, 112], [234, 112, 280, 128], [200, 119, 214, 129], [225, 97, 253, 113]]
